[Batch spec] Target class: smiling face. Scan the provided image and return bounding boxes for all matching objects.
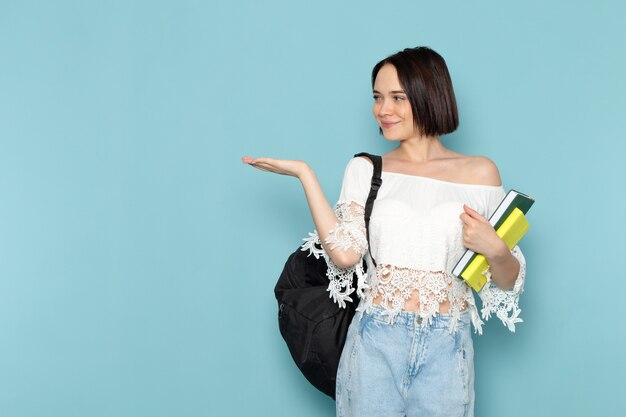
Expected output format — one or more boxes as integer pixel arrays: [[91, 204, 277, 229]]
[[372, 64, 417, 141]]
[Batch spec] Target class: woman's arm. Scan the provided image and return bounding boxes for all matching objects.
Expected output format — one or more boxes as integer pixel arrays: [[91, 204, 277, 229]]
[[459, 157, 520, 291], [242, 156, 363, 268]]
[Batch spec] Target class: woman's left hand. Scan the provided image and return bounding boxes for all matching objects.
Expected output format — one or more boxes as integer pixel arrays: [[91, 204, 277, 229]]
[[459, 204, 508, 260]]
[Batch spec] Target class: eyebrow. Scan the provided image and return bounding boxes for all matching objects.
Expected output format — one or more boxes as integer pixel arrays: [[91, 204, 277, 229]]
[[373, 89, 406, 94]]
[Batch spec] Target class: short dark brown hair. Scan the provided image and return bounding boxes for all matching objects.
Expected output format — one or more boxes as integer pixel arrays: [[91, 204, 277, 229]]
[[372, 47, 459, 136]]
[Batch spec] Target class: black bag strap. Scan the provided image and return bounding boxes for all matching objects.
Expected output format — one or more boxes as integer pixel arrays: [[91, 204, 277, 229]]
[[353, 152, 382, 267]]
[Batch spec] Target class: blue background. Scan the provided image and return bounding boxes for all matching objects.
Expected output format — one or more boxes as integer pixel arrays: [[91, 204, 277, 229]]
[[1, 0, 624, 416]]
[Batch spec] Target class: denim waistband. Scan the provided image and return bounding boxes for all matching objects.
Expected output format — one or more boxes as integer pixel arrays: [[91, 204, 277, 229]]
[[364, 303, 471, 330]]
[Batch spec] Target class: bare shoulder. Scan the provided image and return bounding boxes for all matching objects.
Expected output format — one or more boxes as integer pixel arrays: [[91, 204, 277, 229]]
[[463, 156, 502, 186]]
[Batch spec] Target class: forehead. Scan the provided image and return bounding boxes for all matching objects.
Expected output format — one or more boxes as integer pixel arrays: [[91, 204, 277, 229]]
[[373, 64, 403, 91]]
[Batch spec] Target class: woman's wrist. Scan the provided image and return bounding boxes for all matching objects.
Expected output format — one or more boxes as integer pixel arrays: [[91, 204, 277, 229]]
[[484, 238, 510, 264], [298, 163, 315, 182]]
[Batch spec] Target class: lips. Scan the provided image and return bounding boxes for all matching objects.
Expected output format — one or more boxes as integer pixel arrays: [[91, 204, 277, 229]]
[[380, 121, 399, 129]]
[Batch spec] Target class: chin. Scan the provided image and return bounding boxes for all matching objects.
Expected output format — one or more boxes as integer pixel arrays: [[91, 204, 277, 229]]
[[381, 132, 403, 142]]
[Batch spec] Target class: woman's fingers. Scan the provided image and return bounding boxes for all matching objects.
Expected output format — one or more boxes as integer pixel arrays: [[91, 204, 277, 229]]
[[242, 156, 277, 170], [459, 212, 472, 225], [463, 204, 488, 223], [248, 161, 280, 173], [463, 204, 478, 217], [242, 156, 269, 165], [242, 156, 305, 177], [460, 203, 503, 256]]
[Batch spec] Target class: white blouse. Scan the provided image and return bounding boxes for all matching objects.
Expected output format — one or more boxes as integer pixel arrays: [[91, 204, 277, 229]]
[[301, 157, 526, 334]]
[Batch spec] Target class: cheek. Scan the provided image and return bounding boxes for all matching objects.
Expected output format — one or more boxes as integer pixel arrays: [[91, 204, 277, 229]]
[[401, 103, 411, 119]]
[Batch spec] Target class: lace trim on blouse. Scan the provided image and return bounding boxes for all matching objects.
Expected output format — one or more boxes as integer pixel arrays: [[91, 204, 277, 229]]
[[360, 266, 478, 333], [300, 202, 369, 308], [300, 202, 527, 334], [477, 245, 526, 332]]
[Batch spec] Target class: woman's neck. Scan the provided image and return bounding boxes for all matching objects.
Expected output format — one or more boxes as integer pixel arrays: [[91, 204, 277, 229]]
[[390, 136, 450, 163]]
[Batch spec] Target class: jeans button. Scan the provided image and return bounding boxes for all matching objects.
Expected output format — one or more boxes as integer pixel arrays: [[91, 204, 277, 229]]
[[416, 316, 423, 325]]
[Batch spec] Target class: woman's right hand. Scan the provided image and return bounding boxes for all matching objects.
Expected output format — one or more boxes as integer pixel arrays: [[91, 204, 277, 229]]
[[242, 156, 311, 179]]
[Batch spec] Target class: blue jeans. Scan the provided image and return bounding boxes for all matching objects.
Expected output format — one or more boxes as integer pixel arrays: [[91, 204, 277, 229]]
[[336, 305, 474, 417]]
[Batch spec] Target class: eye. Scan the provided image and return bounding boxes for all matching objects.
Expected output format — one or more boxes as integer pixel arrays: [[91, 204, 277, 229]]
[[393, 95, 406, 102], [373, 94, 382, 102]]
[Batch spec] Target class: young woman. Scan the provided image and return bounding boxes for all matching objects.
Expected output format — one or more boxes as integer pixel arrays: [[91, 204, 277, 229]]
[[243, 47, 525, 417]]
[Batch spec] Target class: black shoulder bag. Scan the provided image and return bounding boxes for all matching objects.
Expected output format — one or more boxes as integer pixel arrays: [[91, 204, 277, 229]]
[[274, 152, 382, 399]]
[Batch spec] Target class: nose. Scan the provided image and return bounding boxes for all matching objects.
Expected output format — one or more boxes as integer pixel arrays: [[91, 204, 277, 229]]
[[376, 98, 392, 117]]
